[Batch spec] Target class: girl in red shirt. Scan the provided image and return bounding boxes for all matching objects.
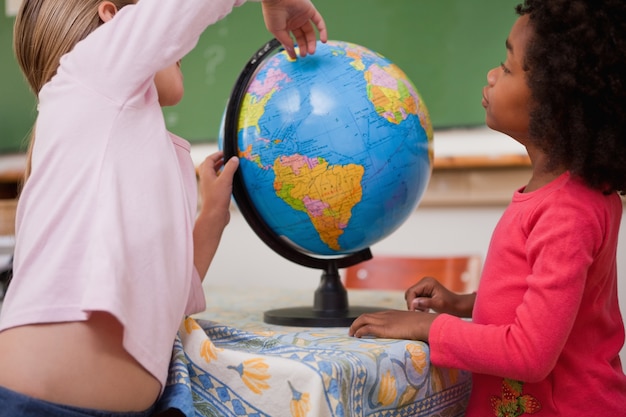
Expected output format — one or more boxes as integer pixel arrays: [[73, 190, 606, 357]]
[[350, 1, 626, 416]]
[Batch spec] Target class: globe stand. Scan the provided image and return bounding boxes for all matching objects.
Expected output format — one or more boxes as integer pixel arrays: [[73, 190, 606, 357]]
[[223, 38, 386, 327], [264, 258, 384, 327]]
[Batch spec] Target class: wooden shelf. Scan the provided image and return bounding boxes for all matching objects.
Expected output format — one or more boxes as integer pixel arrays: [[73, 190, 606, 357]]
[[0, 154, 25, 185], [1, 153, 532, 181], [433, 154, 531, 170]]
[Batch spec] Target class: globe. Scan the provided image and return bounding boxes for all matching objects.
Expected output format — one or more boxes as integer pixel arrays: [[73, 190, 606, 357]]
[[219, 39, 433, 326]]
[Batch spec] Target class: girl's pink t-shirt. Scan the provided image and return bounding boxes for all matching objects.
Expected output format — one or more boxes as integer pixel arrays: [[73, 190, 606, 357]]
[[0, 0, 250, 388]]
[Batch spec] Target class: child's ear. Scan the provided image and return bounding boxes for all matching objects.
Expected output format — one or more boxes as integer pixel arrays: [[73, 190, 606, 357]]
[[98, 1, 118, 23]]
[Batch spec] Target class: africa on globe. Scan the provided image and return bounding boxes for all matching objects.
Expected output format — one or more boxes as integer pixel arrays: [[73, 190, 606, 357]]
[[220, 40, 433, 257]]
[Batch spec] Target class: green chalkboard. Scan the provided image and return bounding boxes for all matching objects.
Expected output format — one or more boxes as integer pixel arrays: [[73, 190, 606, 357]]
[[1, 0, 36, 154], [0, 0, 519, 153]]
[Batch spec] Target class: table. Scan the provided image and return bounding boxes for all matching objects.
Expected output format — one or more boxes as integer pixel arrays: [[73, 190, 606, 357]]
[[156, 286, 471, 417]]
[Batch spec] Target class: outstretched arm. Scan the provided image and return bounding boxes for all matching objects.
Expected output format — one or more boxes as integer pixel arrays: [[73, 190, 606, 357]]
[[261, 0, 328, 58]]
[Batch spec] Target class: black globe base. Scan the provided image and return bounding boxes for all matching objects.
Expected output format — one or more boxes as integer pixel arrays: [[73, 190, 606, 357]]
[[263, 256, 384, 327], [264, 305, 384, 327]]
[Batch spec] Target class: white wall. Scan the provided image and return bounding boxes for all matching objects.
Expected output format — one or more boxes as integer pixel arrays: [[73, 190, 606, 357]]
[[207, 206, 504, 291]]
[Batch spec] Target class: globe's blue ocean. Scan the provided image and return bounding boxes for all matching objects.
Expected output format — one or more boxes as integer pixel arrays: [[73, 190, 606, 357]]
[[220, 40, 433, 256]]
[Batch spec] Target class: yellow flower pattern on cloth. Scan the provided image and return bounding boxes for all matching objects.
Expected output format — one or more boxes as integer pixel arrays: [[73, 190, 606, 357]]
[[184, 317, 223, 364], [407, 344, 427, 375], [183, 317, 201, 334], [289, 381, 311, 417], [397, 384, 420, 407], [377, 370, 397, 406], [165, 316, 472, 416], [228, 358, 271, 394], [200, 339, 221, 363]]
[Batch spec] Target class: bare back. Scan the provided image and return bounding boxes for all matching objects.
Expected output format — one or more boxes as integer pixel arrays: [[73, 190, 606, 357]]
[[0, 312, 160, 411]]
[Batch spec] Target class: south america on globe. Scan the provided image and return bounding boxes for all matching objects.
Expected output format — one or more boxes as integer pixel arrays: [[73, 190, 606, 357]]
[[220, 40, 433, 257]]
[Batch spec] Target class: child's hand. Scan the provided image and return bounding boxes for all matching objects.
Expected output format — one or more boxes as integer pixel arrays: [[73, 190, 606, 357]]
[[261, 0, 328, 59], [349, 310, 437, 341], [193, 152, 239, 279], [197, 151, 239, 229], [405, 277, 475, 318]]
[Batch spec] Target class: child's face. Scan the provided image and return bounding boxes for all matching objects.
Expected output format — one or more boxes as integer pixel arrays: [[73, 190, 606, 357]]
[[482, 15, 533, 142]]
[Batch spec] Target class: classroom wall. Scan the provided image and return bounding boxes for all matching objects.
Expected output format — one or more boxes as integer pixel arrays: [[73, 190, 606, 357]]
[[0, 0, 520, 152]]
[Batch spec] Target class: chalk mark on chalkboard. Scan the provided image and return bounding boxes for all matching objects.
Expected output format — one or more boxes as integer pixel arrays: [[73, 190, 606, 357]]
[[204, 45, 226, 86], [165, 112, 179, 128]]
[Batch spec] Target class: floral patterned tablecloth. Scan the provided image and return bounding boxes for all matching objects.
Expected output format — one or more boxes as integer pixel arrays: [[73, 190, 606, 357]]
[[156, 286, 471, 417]]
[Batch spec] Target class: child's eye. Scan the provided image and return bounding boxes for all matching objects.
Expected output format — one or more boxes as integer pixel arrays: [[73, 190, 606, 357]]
[[500, 62, 511, 74]]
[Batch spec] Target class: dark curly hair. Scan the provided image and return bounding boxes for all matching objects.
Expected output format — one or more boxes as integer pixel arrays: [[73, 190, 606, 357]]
[[516, 0, 626, 194]]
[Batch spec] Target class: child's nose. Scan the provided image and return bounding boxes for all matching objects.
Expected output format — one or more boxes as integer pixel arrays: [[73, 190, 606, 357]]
[[486, 67, 498, 86]]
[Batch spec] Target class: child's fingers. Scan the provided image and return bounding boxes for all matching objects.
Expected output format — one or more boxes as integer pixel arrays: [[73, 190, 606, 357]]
[[410, 298, 432, 312], [199, 152, 227, 176], [219, 156, 239, 179]]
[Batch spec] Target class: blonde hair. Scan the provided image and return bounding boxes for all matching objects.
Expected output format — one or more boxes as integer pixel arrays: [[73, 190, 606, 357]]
[[13, 0, 135, 180]]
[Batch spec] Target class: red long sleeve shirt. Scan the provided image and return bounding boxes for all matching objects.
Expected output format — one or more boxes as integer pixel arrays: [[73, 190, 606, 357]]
[[430, 172, 626, 416]]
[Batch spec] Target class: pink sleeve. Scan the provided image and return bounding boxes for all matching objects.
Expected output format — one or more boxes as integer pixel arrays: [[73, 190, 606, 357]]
[[63, 0, 252, 105]]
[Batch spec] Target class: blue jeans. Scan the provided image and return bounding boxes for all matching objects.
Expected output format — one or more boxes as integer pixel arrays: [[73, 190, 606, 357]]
[[0, 385, 155, 417]]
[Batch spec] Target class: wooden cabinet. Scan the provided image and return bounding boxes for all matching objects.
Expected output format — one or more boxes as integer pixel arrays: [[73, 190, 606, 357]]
[[0, 154, 23, 236]]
